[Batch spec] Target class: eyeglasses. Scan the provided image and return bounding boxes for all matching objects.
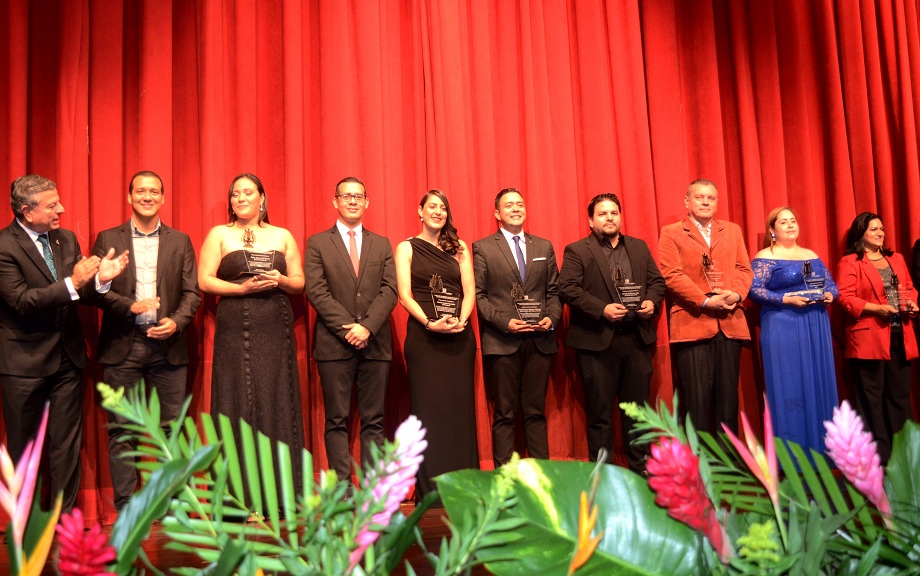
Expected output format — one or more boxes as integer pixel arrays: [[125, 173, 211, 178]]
[[336, 193, 367, 202]]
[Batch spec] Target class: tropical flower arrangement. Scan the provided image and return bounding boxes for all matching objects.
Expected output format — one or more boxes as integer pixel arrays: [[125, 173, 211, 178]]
[[2, 386, 919, 575]]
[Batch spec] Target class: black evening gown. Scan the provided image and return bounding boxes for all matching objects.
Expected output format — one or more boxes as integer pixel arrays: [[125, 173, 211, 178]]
[[404, 238, 479, 500], [210, 250, 304, 507]]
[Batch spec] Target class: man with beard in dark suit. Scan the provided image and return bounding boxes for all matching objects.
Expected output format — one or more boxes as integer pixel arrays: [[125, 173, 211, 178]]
[[0, 174, 128, 511], [473, 188, 560, 466], [559, 193, 665, 474], [93, 170, 201, 511], [305, 177, 397, 484]]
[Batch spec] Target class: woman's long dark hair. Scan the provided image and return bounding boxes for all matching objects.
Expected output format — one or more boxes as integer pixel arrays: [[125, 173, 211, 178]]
[[844, 211, 892, 260], [420, 189, 462, 255], [227, 173, 270, 226]]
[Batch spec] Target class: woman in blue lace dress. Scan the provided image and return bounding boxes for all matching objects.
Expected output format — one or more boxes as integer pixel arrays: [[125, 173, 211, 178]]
[[750, 207, 838, 454]]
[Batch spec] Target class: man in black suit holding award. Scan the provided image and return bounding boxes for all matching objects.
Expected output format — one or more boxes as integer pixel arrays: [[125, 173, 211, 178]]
[[305, 177, 398, 483], [0, 174, 129, 511], [93, 170, 201, 511], [559, 193, 665, 474], [473, 188, 561, 466]]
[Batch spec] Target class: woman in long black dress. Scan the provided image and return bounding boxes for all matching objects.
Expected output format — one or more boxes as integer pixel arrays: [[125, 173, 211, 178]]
[[395, 190, 478, 500], [198, 173, 306, 510]]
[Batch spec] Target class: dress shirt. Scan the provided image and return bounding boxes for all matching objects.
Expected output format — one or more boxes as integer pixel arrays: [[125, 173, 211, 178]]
[[499, 227, 527, 262], [131, 220, 160, 325], [336, 220, 363, 258]]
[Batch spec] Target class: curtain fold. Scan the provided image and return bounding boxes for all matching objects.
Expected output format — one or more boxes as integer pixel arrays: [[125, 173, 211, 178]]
[[2, 0, 919, 525]]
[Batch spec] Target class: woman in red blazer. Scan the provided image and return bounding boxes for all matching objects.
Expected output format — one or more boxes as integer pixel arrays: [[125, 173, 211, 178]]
[[837, 212, 919, 463]]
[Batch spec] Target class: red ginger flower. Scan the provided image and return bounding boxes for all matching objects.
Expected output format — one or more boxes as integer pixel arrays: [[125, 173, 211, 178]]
[[56, 508, 117, 576], [647, 437, 731, 562]]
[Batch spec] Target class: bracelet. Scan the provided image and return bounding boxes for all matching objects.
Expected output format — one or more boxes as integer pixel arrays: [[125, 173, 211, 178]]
[[425, 319, 431, 330]]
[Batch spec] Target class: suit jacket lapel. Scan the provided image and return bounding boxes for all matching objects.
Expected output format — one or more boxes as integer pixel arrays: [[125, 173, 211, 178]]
[[116, 222, 137, 288], [357, 228, 374, 283], [155, 224, 171, 287], [585, 236, 617, 299], [682, 216, 710, 251], [330, 226, 357, 281], [860, 258, 888, 303], [14, 224, 55, 283], [494, 232, 521, 282]]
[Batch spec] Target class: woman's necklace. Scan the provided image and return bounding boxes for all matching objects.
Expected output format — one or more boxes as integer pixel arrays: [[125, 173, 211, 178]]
[[241, 226, 256, 248], [867, 252, 885, 261]]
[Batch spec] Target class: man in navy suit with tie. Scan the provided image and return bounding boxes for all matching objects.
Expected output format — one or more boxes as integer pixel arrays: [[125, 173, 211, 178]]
[[473, 188, 561, 466], [305, 177, 397, 483], [0, 174, 128, 510]]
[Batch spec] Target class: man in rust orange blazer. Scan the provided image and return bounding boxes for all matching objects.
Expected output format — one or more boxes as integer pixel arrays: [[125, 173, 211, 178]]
[[658, 179, 752, 434]]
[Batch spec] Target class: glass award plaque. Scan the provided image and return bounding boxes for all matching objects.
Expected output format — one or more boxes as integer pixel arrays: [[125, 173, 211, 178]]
[[613, 266, 642, 311], [512, 282, 544, 325], [788, 260, 825, 302], [239, 250, 276, 276], [429, 274, 460, 318], [891, 273, 911, 321], [701, 253, 724, 296]]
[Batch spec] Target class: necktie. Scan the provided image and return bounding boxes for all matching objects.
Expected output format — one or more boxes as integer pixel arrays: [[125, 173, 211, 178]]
[[38, 233, 58, 281], [348, 230, 360, 276], [513, 235, 526, 282]]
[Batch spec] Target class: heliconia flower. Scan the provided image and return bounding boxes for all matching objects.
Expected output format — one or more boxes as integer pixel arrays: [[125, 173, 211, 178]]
[[0, 402, 51, 554], [347, 415, 428, 573], [566, 490, 603, 575], [647, 437, 731, 562], [56, 507, 117, 576], [824, 401, 890, 515], [722, 398, 779, 507]]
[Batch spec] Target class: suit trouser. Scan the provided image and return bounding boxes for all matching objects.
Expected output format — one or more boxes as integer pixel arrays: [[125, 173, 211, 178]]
[[102, 327, 187, 511], [1, 349, 83, 511], [671, 331, 742, 435], [484, 336, 552, 465], [849, 326, 912, 465], [575, 328, 651, 473], [317, 355, 389, 482]]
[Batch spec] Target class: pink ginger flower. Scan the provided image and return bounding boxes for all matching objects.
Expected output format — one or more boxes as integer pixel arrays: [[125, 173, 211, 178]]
[[348, 415, 428, 572], [56, 508, 117, 576], [824, 401, 890, 515], [647, 437, 731, 562]]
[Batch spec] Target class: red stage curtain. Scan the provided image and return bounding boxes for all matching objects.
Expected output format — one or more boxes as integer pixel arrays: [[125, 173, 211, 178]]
[[2, 0, 920, 525]]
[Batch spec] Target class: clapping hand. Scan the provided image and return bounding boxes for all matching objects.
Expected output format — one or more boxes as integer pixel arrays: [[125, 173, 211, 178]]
[[98, 248, 130, 283]]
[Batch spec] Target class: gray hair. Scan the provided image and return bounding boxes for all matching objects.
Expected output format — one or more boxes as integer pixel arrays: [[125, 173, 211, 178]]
[[11, 174, 57, 219]]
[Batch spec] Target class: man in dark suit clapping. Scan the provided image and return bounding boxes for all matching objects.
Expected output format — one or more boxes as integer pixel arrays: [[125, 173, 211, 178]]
[[473, 188, 561, 466], [93, 170, 201, 511], [0, 174, 128, 510], [305, 177, 397, 484], [559, 193, 665, 474]]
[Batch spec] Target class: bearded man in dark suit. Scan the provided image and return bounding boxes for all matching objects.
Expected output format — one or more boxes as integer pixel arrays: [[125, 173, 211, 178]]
[[559, 193, 665, 474], [305, 177, 397, 483], [0, 174, 128, 510], [472, 188, 561, 466], [92, 170, 201, 511]]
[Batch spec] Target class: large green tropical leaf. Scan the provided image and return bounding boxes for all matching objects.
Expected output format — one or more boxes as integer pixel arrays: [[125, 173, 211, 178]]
[[438, 459, 706, 576], [110, 447, 219, 573], [885, 421, 920, 566]]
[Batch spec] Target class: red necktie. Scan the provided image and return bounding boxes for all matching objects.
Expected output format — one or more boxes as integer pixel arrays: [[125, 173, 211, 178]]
[[348, 230, 360, 276]]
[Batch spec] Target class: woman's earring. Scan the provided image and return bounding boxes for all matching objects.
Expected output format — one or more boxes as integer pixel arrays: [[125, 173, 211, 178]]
[[771, 232, 776, 242], [261, 204, 264, 212], [420, 216, 423, 221]]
